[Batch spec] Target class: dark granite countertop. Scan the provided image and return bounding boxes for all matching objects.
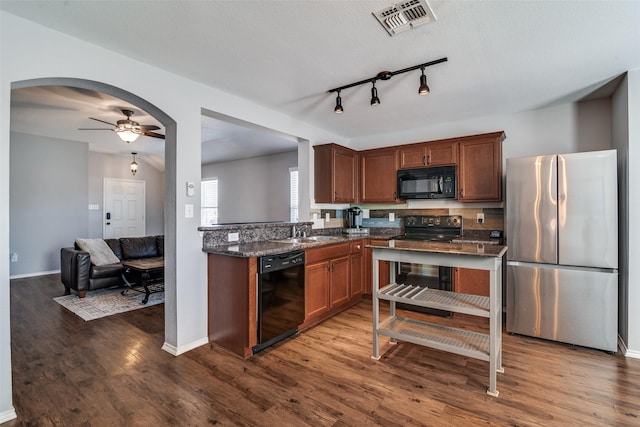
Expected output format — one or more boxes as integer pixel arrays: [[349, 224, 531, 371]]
[[203, 231, 399, 257], [367, 240, 507, 258]]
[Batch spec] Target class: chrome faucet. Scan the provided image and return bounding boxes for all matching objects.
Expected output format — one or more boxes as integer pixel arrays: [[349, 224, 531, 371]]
[[292, 225, 305, 238]]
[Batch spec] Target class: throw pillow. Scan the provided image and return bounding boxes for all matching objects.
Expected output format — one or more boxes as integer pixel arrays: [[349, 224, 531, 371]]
[[75, 238, 121, 266]]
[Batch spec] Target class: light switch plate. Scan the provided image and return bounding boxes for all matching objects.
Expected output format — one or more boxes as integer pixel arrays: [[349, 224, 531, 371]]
[[325, 213, 330, 222], [228, 232, 239, 242], [185, 204, 194, 218], [389, 213, 395, 222]]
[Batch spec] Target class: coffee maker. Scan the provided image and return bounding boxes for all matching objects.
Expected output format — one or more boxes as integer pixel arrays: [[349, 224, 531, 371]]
[[344, 207, 368, 234]]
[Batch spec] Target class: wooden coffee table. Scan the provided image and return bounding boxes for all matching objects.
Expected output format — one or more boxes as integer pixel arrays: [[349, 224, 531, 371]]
[[121, 258, 165, 304]]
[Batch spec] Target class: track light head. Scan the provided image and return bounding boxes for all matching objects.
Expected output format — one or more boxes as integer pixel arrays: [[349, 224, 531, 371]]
[[334, 90, 343, 114], [419, 67, 430, 95], [370, 82, 380, 106]]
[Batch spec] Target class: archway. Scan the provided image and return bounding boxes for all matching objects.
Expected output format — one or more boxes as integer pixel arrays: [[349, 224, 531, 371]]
[[9, 77, 177, 348]]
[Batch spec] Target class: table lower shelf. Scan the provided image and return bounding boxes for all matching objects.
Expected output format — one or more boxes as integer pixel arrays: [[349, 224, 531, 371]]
[[376, 315, 492, 362]]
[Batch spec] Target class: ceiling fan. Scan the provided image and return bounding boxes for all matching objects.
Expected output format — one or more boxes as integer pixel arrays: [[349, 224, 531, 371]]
[[79, 109, 164, 142]]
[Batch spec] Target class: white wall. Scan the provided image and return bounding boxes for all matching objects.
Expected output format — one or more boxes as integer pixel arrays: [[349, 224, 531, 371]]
[[0, 11, 345, 421], [88, 152, 164, 238], [9, 132, 88, 277], [350, 98, 613, 159], [202, 150, 297, 224]]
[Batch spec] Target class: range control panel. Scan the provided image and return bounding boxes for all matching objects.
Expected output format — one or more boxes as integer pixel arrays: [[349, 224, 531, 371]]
[[404, 215, 462, 229]]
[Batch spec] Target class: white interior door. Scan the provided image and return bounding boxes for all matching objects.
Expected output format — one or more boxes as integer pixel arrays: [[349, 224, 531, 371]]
[[103, 178, 146, 238]]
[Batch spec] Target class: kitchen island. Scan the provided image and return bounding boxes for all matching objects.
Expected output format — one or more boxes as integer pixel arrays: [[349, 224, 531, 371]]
[[368, 240, 507, 396]]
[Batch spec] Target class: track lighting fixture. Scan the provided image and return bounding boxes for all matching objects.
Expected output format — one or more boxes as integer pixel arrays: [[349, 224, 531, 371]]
[[418, 67, 430, 95], [130, 152, 139, 176], [334, 90, 343, 113], [328, 57, 447, 113], [370, 81, 380, 106]]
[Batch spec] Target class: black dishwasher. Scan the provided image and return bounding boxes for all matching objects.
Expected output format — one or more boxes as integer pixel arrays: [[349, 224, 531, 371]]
[[253, 250, 305, 354]]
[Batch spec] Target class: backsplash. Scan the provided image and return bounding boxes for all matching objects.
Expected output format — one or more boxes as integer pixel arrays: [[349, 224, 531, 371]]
[[310, 207, 504, 233]]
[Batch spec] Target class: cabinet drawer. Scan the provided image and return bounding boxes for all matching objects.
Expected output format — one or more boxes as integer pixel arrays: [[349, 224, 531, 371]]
[[350, 240, 364, 254], [305, 242, 350, 264]]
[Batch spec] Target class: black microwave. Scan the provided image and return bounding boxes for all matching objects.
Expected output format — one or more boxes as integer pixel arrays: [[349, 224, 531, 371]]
[[397, 165, 457, 200]]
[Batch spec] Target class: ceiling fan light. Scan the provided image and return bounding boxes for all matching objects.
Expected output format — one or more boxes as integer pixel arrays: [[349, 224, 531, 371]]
[[118, 129, 141, 143]]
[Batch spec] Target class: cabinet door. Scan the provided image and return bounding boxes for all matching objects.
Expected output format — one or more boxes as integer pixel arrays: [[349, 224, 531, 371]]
[[458, 135, 502, 202], [334, 149, 357, 202], [313, 144, 357, 203], [360, 149, 400, 203], [329, 255, 350, 308], [350, 242, 364, 298], [454, 268, 490, 296], [426, 141, 458, 166], [398, 144, 427, 169], [304, 261, 330, 320]]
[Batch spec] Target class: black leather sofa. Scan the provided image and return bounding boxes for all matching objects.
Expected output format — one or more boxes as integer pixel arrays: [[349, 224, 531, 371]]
[[60, 235, 164, 298]]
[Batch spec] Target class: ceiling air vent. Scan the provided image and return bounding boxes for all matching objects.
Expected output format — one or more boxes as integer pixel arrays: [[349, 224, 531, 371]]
[[373, 0, 437, 36]]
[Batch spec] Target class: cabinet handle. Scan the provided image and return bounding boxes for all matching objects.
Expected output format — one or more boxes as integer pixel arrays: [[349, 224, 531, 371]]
[[426, 154, 431, 165], [460, 188, 464, 198], [393, 191, 397, 200], [422, 155, 427, 165]]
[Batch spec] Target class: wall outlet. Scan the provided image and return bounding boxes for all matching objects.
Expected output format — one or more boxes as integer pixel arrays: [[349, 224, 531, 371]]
[[363, 209, 370, 219], [389, 213, 395, 222], [228, 232, 239, 242], [10, 253, 18, 263], [477, 213, 485, 224], [325, 213, 330, 222]]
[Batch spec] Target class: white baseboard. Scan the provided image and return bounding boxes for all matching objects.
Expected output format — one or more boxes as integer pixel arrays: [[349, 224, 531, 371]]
[[617, 335, 640, 359], [10, 269, 60, 279], [0, 407, 17, 423], [162, 337, 209, 356]]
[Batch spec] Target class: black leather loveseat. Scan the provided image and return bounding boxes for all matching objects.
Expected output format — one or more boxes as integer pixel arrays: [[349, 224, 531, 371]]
[[60, 235, 164, 298]]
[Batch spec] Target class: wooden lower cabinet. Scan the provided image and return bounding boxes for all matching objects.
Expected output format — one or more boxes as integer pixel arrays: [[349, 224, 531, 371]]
[[453, 267, 490, 297], [301, 241, 364, 329], [207, 253, 257, 359], [304, 261, 331, 319]]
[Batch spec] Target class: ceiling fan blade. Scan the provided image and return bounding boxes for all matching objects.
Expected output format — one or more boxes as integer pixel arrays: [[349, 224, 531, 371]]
[[144, 131, 165, 139], [78, 128, 113, 131], [138, 124, 160, 131], [89, 117, 117, 126]]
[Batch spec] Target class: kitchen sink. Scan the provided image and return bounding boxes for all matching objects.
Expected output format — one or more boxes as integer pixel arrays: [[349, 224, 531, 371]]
[[270, 235, 341, 244]]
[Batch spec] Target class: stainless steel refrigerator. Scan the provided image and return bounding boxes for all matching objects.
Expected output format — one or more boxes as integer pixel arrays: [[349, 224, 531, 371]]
[[506, 150, 618, 352]]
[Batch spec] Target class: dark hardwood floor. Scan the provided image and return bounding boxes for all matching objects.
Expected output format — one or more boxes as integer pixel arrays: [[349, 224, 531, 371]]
[[7, 273, 640, 426]]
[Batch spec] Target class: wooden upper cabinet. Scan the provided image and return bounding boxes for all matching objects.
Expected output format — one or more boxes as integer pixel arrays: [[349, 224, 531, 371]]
[[360, 148, 401, 204], [399, 140, 458, 169], [458, 132, 505, 202], [314, 143, 357, 203]]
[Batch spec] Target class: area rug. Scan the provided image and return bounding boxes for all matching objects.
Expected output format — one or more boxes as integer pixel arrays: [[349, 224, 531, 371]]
[[53, 284, 164, 321]]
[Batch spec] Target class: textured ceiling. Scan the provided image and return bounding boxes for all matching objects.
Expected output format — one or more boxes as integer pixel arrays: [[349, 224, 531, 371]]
[[3, 1, 640, 167]]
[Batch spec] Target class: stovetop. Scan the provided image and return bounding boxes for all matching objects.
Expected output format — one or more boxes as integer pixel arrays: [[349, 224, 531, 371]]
[[398, 215, 462, 242]]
